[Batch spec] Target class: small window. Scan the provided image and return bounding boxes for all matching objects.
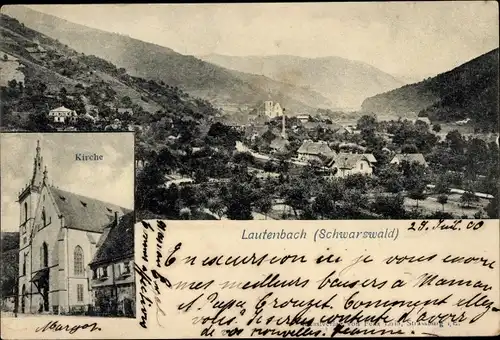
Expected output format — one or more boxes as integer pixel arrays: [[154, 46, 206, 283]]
[[59, 196, 66, 201], [123, 261, 130, 274], [92, 269, 97, 279], [106, 207, 113, 213], [102, 266, 108, 278], [80, 201, 87, 207], [77, 284, 84, 302], [360, 163, 364, 170]]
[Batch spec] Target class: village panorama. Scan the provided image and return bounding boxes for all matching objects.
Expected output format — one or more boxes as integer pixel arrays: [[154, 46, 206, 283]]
[[0, 6, 498, 225]]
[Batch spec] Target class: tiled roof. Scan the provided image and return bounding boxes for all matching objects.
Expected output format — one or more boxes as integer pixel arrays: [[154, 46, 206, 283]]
[[392, 153, 428, 166], [297, 140, 334, 156], [328, 153, 370, 170], [363, 153, 377, 163], [50, 106, 74, 112], [90, 212, 134, 266], [48, 186, 131, 233]]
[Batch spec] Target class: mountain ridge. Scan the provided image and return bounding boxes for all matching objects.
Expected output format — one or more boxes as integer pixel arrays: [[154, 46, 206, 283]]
[[198, 53, 406, 109], [361, 48, 499, 131], [1, 5, 331, 114]]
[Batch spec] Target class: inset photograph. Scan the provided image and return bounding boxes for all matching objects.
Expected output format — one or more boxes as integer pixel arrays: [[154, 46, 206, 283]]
[[0, 132, 135, 318]]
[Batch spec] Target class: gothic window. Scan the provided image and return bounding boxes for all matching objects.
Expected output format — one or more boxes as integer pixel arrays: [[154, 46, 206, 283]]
[[73, 246, 84, 276], [41, 208, 46, 227], [77, 284, 84, 302], [22, 253, 26, 275], [40, 242, 48, 268], [24, 202, 28, 223]]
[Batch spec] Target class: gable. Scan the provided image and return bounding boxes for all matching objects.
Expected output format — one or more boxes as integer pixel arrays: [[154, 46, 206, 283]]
[[90, 212, 134, 266]]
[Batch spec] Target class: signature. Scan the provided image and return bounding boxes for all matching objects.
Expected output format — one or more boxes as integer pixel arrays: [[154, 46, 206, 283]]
[[35, 320, 101, 334]]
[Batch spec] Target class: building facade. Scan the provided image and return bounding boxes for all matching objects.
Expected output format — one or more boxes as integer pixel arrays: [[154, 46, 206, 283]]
[[264, 101, 283, 118], [17, 141, 131, 315], [48, 106, 78, 123], [328, 153, 374, 178]]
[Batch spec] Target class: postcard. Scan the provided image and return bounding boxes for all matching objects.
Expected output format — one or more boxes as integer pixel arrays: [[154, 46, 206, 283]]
[[0, 2, 499, 339]]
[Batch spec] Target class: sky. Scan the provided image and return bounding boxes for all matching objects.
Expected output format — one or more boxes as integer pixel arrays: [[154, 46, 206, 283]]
[[20, 2, 500, 78], [1, 133, 135, 232]]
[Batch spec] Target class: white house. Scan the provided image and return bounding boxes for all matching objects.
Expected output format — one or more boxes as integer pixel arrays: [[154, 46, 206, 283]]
[[328, 153, 374, 178], [48, 106, 78, 123]]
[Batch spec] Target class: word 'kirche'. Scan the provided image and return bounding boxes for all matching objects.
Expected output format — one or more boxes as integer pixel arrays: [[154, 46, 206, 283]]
[[75, 153, 104, 161]]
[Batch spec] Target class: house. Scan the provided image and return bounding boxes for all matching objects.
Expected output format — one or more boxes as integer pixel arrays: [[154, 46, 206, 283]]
[[390, 153, 428, 167], [362, 153, 377, 166], [117, 108, 133, 116], [270, 137, 289, 153], [48, 106, 78, 123], [296, 114, 311, 123], [327, 153, 374, 178], [297, 140, 335, 162], [25, 45, 47, 59], [88, 212, 135, 317], [17, 141, 131, 315]]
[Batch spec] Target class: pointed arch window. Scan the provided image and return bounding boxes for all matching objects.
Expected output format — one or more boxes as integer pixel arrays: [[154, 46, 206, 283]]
[[41, 208, 46, 227], [74, 246, 84, 276], [24, 202, 28, 223], [40, 242, 48, 268]]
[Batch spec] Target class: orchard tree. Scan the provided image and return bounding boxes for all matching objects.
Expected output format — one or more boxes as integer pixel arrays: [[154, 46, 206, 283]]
[[437, 194, 448, 212]]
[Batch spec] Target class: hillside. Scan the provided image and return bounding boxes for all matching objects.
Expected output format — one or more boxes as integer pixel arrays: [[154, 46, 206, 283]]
[[1, 6, 331, 114], [361, 48, 499, 131], [199, 54, 405, 109]]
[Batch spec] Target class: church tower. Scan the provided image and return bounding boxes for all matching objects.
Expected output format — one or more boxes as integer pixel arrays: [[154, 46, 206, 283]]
[[18, 140, 47, 313], [281, 109, 287, 139], [19, 141, 46, 240]]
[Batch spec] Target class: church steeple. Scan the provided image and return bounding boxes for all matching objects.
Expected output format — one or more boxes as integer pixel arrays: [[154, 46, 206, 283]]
[[31, 140, 44, 189]]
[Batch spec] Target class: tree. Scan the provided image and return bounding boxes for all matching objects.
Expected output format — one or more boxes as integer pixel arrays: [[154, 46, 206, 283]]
[[434, 174, 451, 195], [312, 192, 334, 219], [255, 196, 273, 219], [121, 96, 133, 107], [224, 182, 254, 220], [432, 124, 441, 133], [486, 195, 498, 218], [437, 194, 448, 212], [460, 190, 478, 209], [206, 196, 226, 220], [408, 185, 427, 209], [357, 115, 377, 132], [371, 193, 406, 219]]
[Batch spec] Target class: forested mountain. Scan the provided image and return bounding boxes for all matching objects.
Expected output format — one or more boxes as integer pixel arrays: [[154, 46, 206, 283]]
[[361, 48, 499, 131], [1, 6, 331, 114], [200, 54, 405, 109]]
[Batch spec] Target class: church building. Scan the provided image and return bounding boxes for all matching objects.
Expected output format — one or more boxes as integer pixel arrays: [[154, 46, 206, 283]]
[[17, 141, 132, 315]]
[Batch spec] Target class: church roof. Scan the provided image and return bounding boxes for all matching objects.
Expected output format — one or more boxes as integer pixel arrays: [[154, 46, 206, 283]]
[[48, 186, 132, 233], [90, 212, 134, 266]]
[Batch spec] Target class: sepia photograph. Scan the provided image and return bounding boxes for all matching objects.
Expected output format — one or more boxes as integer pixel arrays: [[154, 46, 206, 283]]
[[0, 3, 498, 222], [0, 133, 135, 318]]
